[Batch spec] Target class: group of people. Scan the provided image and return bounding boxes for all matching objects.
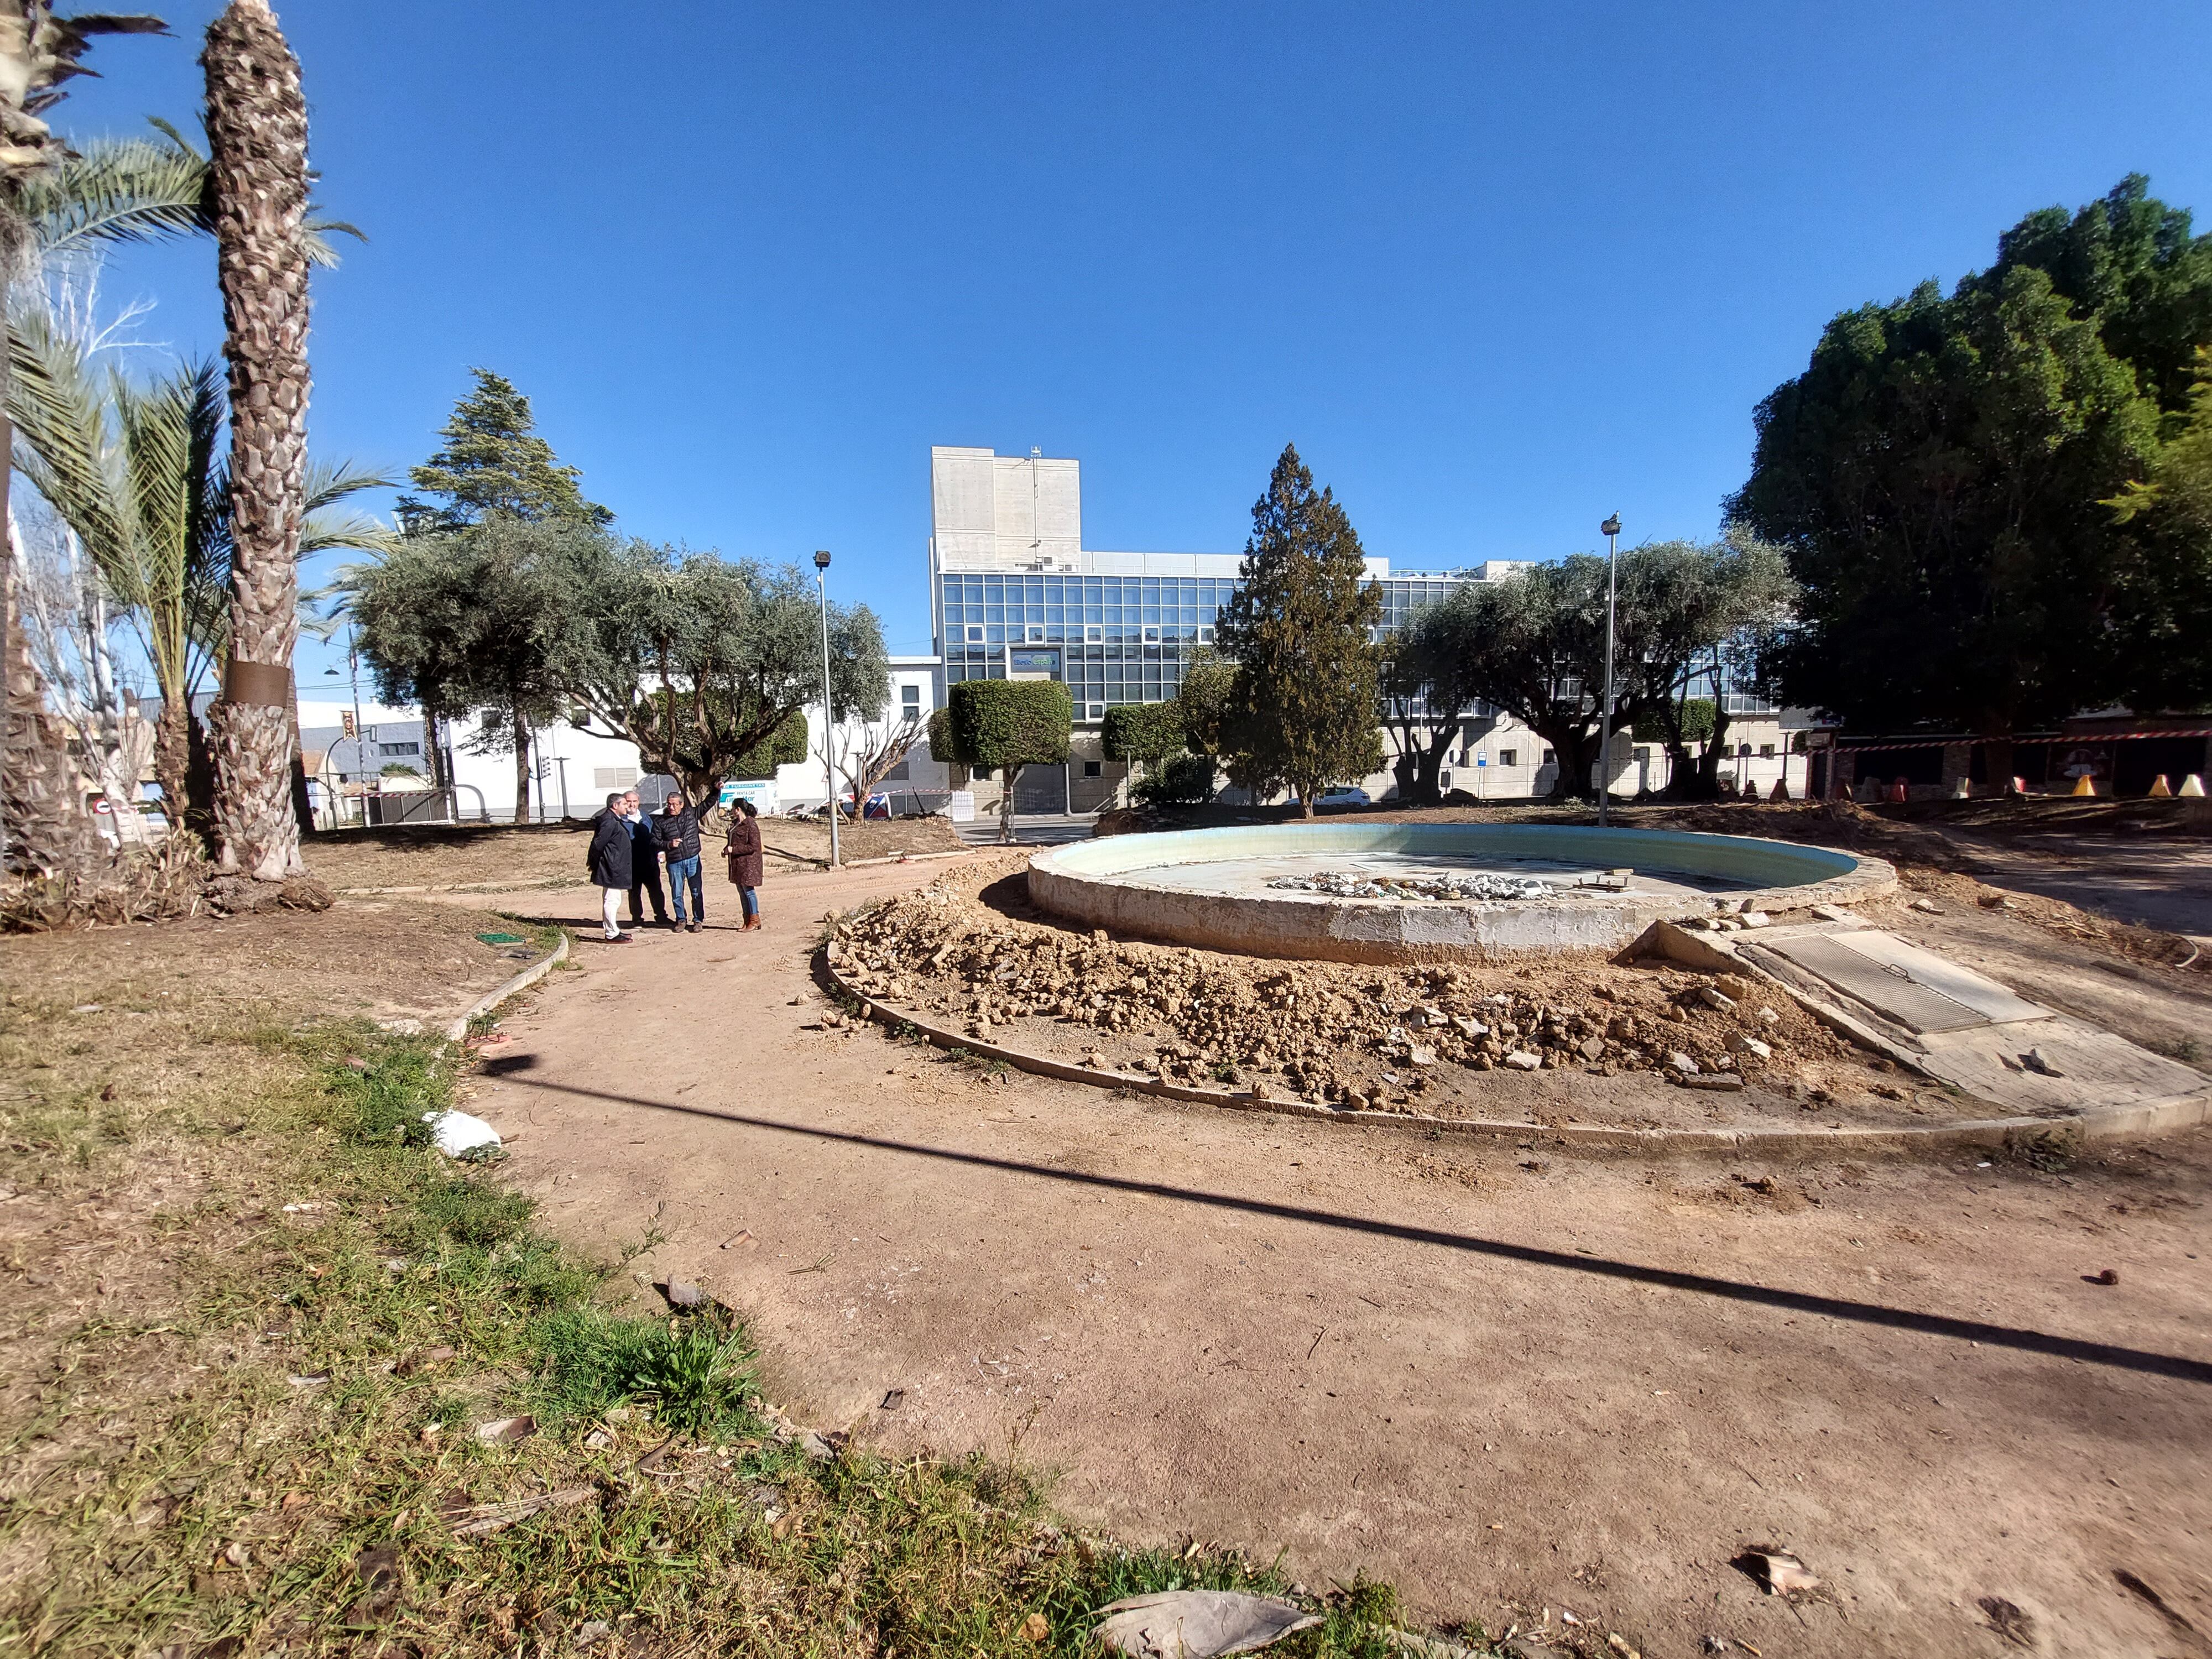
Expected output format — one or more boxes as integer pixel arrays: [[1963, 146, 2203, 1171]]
[[586, 786, 765, 943]]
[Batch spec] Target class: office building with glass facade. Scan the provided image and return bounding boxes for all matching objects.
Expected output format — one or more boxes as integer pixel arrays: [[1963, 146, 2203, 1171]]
[[929, 446, 1508, 723]]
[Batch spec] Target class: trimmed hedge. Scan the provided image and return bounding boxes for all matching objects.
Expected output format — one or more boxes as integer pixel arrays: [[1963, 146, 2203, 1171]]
[[729, 708, 809, 779], [1100, 701, 1185, 763], [927, 706, 961, 764], [1633, 697, 1715, 744], [948, 679, 1071, 770]]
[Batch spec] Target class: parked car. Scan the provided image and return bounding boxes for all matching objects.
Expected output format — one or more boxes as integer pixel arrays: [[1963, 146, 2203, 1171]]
[[1313, 785, 1371, 810]]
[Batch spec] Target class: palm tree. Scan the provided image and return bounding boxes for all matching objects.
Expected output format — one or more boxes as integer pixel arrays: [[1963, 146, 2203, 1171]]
[[200, 0, 313, 883], [1, 4, 168, 881], [7, 304, 392, 837]]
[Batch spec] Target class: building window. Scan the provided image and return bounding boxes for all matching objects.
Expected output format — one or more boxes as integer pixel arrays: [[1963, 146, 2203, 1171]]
[[1541, 748, 1556, 765], [964, 623, 985, 644], [1759, 743, 1775, 759], [377, 741, 420, 757], [1197, 624, 1215, 644], [1141, 624, 1162, 644], [1084, 702, 1104, 722], [1084, 624, 1103, 644], [1083, 760, 1102, 778], [1025, 624, 1046, 644], [901, 684, 922, 712], [593, 766, 637, 790], [1499, 749, 1517, 768]]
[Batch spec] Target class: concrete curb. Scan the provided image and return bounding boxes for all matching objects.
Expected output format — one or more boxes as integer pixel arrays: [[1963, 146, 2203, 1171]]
[[818, 953, 2211, 1157], [445, 930, 571, 1043], [777, 847, 984, 872], [337, 879, 586, 896]]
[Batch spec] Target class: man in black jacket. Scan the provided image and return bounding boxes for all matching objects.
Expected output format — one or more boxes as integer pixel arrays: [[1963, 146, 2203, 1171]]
[[586, 791, 635, 942], [656, 788, 706, 932], [623, 789, 670, 928]]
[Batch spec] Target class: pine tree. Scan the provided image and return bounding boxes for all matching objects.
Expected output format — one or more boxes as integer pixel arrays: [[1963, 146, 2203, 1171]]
[[1214, 445, 1383, 815], [398, 368, 610, 533]]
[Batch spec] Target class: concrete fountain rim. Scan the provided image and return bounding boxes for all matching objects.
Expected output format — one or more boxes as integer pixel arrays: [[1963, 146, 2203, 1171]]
[[1025, 821, 1898, 965]]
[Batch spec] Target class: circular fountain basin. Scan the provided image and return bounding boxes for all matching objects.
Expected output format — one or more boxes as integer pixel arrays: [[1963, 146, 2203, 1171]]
[[1027, 822, 1894, 963]]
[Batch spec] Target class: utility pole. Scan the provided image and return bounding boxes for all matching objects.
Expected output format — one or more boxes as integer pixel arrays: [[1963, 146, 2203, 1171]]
[[1597, 514, 1621, 828], [815, 550, 839, 869]]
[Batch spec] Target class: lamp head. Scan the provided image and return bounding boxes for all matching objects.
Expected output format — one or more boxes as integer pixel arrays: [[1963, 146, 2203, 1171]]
[[324, 666, 340, 676], [813, 549, 832, 572], [1600, 514, 1621, 539]]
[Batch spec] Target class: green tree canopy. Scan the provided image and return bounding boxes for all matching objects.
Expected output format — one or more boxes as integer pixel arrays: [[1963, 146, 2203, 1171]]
[[345, 517, 583, 822], [1213, 445, 1383, 813], [1381, 602, 1491, 806], [554, 540, 889, 816], [1422, 556, 1631, 800], [1730, 175, 2208, 737], [2105, 348, 2212, 707], [397, 368, 611, 534], [947, 678, 1070, 842]]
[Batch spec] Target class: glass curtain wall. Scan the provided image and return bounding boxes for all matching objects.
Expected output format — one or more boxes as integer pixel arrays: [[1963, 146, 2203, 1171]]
[[941, 571, 1466, 718]]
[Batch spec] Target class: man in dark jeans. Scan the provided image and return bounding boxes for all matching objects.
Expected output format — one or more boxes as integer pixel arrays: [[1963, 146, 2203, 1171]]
[[656, 788, 706, 932], [623, 788, 670, 927]]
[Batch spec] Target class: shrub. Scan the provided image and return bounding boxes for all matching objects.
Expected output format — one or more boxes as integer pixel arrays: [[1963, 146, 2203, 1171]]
[[1134, 752, 1216, 806]]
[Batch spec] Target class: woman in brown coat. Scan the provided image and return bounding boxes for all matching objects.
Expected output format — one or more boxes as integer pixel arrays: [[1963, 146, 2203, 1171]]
[[724, 799, 765, 930]]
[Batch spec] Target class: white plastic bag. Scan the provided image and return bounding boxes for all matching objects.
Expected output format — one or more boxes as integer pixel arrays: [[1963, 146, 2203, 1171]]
[[423, 1108, 502, 1159]]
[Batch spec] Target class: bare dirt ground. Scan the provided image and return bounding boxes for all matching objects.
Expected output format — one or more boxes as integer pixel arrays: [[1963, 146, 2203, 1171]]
[[307, 814, 968, 893], [441, 852, 2212, 1658]]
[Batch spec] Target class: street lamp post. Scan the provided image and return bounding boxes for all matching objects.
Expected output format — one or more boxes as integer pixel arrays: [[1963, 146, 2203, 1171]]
[[814, 550, 839, 870], [1597, 514, 1621, 829]]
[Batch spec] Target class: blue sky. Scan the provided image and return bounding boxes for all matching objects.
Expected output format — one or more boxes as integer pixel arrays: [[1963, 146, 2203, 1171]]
[[55, 0, 2212, 677]]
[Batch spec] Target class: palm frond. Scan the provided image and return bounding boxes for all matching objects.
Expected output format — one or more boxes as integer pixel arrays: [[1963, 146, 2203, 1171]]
[[16, 131, 205, 255], [22, 121, 361, 267], [5, 306, 135, 599], [304, 456, 399, 512]]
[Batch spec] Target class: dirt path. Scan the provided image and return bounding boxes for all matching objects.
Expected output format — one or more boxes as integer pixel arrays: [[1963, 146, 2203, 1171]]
[[1942, 829, 2212, 943], [455, 862, 2212, 1658]]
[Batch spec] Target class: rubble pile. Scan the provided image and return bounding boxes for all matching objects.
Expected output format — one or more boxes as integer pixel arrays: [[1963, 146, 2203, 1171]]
[[1265, 869, 1558, 902], [826, 859, 1849, 1115]]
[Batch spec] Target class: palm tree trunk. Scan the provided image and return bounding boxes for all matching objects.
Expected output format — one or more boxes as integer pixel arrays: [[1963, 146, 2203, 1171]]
[[202, 0, 313, 883], [1, 412, 105, 883], [150, 692, 192, 836]]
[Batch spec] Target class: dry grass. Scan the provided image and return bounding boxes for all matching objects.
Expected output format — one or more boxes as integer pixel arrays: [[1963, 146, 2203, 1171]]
[[0, 906, 1472, 1658], [309, 816, 968, 896]]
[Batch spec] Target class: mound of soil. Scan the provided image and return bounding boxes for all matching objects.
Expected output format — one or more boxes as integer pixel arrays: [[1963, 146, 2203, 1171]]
[[830, 857, 1957, 1132]]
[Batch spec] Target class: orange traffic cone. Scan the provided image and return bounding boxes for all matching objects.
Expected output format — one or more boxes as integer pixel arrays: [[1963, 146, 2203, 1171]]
[[2071, 774, 2098, 797], [2180, 774, 2207, 798], [2148, 774, 2173, 798], [1768, 777, 1790, 802], [1886, 777, 1909, 803], [2010, 776, 2028, 796]]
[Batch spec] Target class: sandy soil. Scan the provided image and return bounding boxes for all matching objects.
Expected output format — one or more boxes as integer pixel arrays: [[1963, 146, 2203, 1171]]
[[452, 858, 2212, 1658], [305, 815, 968, 894]]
